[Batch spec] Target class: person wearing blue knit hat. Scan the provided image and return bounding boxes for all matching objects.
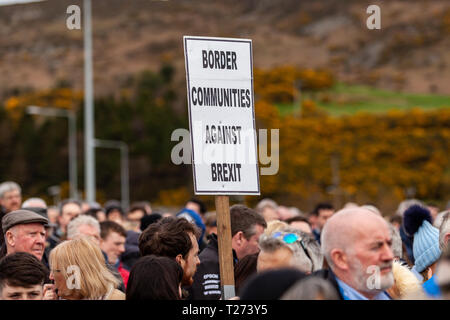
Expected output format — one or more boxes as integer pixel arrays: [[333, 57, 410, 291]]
[[403, 204, 442, 295], [176, 208, 206, 250]]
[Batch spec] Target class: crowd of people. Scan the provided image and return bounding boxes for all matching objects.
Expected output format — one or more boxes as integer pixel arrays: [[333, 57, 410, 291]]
[[0, 180, 449, 300]]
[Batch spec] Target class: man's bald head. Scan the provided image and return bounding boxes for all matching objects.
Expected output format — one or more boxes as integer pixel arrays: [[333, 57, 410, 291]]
[[321, 207, 394, 299], [321, 208, 389, 268]]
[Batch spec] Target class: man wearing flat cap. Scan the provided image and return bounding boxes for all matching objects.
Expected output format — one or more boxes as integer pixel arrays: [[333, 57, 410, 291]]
[[1, 209, 48, 261]]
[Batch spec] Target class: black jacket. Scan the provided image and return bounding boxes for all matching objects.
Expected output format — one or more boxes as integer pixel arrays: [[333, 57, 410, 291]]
[[121, 230, 140, 271], [187, 233, 238, 300], [310, 268, 344, 300]]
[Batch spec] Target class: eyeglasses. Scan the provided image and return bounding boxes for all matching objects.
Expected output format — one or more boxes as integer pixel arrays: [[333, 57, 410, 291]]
[[272, 232, 314, 271]]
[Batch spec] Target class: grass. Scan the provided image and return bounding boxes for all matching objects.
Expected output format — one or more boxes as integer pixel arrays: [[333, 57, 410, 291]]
[[275, 83, 450, 116]]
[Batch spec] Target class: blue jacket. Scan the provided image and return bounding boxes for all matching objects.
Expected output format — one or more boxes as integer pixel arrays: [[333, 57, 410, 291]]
[[423, 275, 442, 298]]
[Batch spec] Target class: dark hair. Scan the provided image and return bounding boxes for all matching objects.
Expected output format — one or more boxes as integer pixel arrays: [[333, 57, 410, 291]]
[[131, 201, 151, 214], [285, 215, 311, 226], [311, 203, 334, 216], [100, 220, 127, 239], [234, 252, 258, 296], [230, 204, 267, 239], [127, 205, 147, 218], [104, 200, 124, 217], [0, 252, 48, 291], [138, 216, 200, 259], [140, 213, 162, 232], [0, 242, 6, 260], [126, 255, 183, 300], [186, 198, 207, 215], [59, 199, 82, 216], [84, 208, 104, 221]]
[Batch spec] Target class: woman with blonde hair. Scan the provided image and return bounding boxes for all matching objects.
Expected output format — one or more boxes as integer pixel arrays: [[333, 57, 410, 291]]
[[44, 237, 125, 300], [264, 220, 289, 236]]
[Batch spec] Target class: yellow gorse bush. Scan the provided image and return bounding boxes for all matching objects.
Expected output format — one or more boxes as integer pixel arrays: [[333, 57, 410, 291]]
[[4, 88, 83, 123], [254, 66, 334, 103], [256, 99, 450, 213]]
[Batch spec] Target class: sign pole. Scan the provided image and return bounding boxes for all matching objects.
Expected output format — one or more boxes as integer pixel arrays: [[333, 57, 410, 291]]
[[183, 36, 260, 300], [215, 195, 235, 300]]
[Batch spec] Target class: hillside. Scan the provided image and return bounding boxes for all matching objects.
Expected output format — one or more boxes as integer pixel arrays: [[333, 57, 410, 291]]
[[1, 0, 450, 106]]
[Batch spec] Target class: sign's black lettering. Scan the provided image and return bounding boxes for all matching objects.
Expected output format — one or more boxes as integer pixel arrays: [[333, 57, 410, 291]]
[[202, 50, 237, 70], [211, 163, 242, 182]]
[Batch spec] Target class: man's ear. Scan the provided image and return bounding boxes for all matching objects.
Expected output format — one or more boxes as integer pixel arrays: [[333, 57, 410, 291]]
[[175, 254, 185, 268], [427, 266, 433, 279], [330, 249, 349, 271], [5, 230, 15, 247], [232, 231, 244, 248], [444, 233, 450, 247]]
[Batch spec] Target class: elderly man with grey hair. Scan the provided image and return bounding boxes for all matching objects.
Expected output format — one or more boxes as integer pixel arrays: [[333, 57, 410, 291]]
[[257, 228, 322, 274], [439, 212, 450, 251], [66, 215, 101, 246], [255, 198, 279, 222], [21, 197, 60, 266], [1, 209, 48, 261], [0, 181, 22, 215], [21, 198, 47, 209], [66, 214, 126, 292], [314, 207, 395, 300]]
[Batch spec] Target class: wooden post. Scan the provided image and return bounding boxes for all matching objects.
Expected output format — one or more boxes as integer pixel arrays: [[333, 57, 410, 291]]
[[215, 195, 236, 300]]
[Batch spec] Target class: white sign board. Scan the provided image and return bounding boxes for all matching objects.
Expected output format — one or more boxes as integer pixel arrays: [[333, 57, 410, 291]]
[[184, 36, 260, 195]]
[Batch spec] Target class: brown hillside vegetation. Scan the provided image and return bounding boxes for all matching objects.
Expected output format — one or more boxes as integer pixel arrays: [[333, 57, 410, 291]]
[[1, 0, 450, 105]]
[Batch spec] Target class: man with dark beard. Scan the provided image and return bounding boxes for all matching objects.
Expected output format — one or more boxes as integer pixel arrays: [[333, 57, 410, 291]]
[[315, 207, 395, 300]]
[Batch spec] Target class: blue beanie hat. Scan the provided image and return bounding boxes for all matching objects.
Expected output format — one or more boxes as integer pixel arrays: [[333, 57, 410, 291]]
[[176, 208, 206, 244], [403, 205, 441, 273]]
